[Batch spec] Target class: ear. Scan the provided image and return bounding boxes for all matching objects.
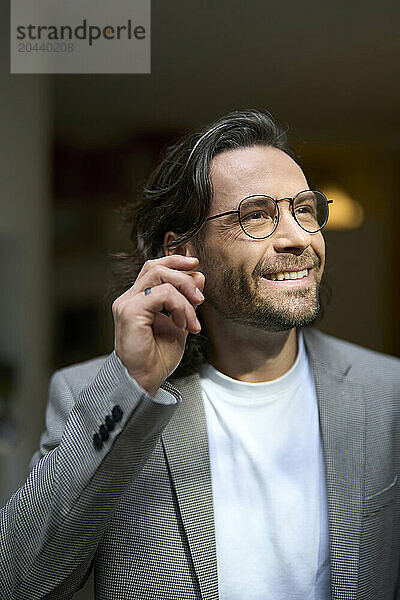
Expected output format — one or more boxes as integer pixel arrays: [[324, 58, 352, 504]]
[[163, 231, 197, 258]]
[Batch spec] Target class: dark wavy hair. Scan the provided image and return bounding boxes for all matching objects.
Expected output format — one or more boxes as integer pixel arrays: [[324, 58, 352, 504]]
[[109, 109, 306, 378]]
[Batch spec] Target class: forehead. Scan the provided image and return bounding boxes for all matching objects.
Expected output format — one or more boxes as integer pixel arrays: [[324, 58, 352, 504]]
[[209, 145, 308, 211]]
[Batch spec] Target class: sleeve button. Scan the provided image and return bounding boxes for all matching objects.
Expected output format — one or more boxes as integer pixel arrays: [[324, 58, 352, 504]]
[[112, 404, 123, 422], [105, 415, 115, 431], [93, 432, 103, 450], [99, 424, 109, 441]]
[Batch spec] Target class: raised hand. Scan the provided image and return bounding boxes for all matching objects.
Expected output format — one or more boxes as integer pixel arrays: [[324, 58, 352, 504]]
[[112, 255, 205, 396]]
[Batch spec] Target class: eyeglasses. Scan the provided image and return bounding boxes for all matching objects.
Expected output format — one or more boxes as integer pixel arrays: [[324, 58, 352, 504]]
[[205, 190, 333, 239]]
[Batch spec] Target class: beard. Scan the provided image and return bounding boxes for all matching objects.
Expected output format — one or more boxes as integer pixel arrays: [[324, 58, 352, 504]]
[[198, 251, 323, 333]]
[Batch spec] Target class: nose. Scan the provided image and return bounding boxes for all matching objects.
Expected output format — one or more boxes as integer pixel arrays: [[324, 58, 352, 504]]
[[271, 200, 311, 255]]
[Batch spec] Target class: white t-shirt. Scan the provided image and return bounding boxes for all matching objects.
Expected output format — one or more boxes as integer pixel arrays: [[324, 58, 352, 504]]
[[200, 332, 331, 600]]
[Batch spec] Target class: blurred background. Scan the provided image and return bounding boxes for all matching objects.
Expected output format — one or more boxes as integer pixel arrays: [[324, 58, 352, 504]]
[[1, 0, 399, 596]]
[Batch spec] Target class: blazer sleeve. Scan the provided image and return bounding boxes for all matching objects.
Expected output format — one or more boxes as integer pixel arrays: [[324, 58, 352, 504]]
[[396, 561, 400, 599], [0, 351, 181, 600]]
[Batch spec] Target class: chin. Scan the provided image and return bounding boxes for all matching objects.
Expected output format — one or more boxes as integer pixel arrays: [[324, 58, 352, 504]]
[[232, 288, 322, 332], [267, 295, 321, 329], [227, 300, 321, 333], [267, 309, 320, 331]]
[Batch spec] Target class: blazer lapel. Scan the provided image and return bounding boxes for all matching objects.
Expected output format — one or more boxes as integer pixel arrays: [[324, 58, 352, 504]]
[[161, 373, 219, 600], [303, 329, 365, 600]]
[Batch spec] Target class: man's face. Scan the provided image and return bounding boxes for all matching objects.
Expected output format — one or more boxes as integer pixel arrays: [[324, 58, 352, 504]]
[[194, 145, 326, 332]]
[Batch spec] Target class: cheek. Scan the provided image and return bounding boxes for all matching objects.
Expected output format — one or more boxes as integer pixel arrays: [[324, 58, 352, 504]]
[[201, 234, 258, 267], [312, 234, 325, 269], [216, 225, 248, 247]]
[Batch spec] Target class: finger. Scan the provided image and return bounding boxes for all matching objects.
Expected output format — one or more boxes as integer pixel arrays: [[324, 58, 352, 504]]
[[140, 283, 201, 333], [188, 271, 205, 294], [139, 255, 199, 278], [133, 265, 205, 307]]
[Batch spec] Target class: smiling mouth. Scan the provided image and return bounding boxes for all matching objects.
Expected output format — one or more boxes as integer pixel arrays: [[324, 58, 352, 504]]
[[262, 268, 310, 281]]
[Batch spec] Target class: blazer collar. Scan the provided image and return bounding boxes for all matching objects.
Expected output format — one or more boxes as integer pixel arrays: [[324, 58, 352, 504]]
[[302, 327, 353, 377], [162, 328, 365, 600]]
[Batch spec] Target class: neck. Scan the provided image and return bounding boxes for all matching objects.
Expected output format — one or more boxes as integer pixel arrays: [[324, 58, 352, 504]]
[[200, 305, 298, 383]]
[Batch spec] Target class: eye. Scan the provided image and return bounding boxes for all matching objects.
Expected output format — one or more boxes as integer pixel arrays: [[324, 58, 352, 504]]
[[295, 204, 316, 216], [250, 211, 265, 220], [242, 210, 269, 222]]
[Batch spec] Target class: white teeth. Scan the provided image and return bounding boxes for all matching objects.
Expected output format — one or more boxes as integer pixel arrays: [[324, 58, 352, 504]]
[[266, 268, 309, 281]]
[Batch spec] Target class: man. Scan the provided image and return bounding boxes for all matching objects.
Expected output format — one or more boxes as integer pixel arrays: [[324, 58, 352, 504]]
[[1, 110, 399, 600]]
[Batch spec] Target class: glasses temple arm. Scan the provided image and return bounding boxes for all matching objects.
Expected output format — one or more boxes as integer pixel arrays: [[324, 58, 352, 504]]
[[206, 210, 239, 222]]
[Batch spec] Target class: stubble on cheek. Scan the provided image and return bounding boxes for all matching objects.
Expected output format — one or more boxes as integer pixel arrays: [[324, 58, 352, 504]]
[[201, 255, 323, 331], [201, 258, 262, 319]]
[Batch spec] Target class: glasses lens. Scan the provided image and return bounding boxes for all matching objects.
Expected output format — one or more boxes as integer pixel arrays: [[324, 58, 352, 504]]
[[239, 196, 277, 238], [293, 191, 328, 233]]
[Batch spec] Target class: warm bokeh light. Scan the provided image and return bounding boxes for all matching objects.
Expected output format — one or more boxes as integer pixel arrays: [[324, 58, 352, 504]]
[[323, 186, 364, 230]]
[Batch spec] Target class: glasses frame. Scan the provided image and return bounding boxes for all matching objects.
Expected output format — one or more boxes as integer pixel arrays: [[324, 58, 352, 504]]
[[205, 189, 333, 240]]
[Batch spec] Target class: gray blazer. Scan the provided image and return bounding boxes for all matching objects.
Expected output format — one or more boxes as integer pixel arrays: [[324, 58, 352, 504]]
[[1, 328, 399, 600]]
